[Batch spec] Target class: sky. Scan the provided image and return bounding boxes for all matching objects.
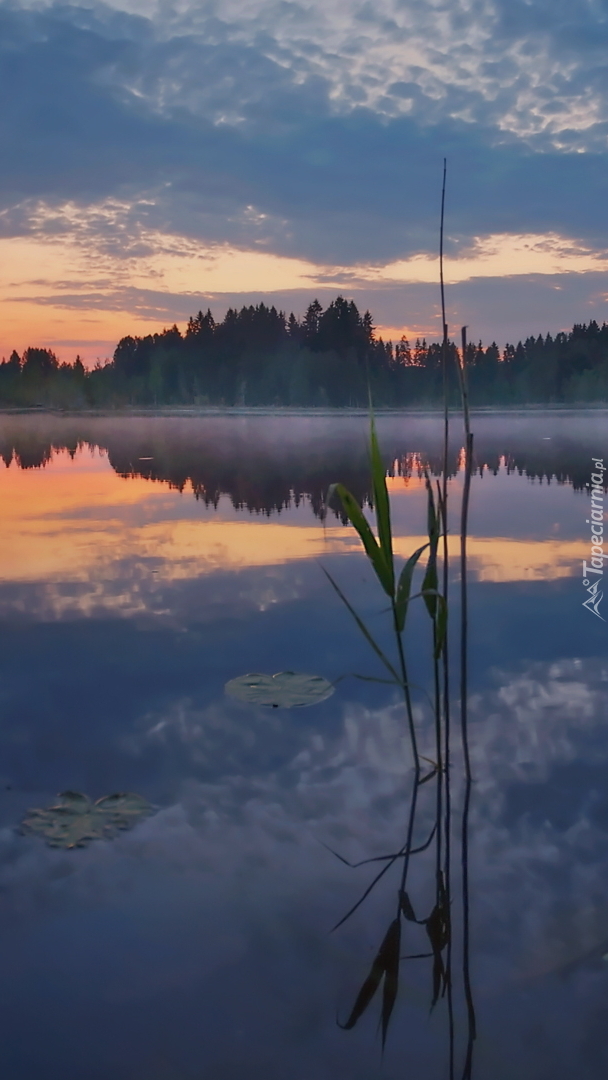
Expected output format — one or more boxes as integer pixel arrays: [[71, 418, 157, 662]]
[[1, 0, 608, 364]]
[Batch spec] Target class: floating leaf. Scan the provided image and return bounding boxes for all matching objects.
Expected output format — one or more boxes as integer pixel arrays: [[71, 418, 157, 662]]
[[20, 791, 153, 849], [225, 671, 334, 709]]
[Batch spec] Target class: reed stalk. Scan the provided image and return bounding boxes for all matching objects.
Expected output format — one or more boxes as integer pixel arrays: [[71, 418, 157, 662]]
[[439, 156, 455, 1080], [325, 160, 476, 1076], [459, 325, 476, 1079]]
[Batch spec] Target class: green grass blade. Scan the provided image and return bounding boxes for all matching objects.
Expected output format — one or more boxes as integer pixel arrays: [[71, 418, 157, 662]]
[[328, 482, 393, 596], [414, 587, 445, 654], [421, 552, 438, 619], [425, 476, 439, 545], [421, 477, 440, 621], [395, 543, 429, 632], [320, 565, 401, 683], [369, 417, 394, 596]]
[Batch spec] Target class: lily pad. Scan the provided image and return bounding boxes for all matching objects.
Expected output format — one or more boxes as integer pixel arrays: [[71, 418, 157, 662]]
[[20, 791, 153, 849], [225, 671, 335, 709]]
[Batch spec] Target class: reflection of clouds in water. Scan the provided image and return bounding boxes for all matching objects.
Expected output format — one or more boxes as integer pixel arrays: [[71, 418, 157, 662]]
[[0, 577, 152, 622], [4, 658, 607, 928], [0, 561, 308, 624], [471, 658, 608, 788], [1, 658, 608, 1074], [130, 657, 608, 997], [463, 659, 608, 993]]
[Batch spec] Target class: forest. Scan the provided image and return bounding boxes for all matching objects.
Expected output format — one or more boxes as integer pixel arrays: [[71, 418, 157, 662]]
[[2, 296, 608, 408]]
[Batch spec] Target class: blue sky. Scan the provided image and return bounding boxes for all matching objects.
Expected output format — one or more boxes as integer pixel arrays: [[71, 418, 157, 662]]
[[1, 0, 608, 360]]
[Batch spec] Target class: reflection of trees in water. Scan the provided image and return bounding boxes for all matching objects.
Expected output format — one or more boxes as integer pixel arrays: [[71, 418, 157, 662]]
[[0, 413, 605, 517]]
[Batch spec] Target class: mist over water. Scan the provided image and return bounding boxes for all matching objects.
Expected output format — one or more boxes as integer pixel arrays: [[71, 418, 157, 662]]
[[1, 409, 606, 510], [0, 411, 606, 1079]]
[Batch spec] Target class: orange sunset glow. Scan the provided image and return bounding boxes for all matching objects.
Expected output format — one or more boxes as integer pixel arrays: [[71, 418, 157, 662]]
[[0, 449, 582, 600], [2, 223, 607, 363]]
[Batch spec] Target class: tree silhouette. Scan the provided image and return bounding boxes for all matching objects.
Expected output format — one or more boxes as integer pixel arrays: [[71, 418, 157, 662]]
[[2, 309, 608, 408]]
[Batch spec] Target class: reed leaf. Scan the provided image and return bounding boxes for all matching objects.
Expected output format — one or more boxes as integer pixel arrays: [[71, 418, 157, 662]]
[[338, 968, 383, 1032], [338, 917, 401, 1048], [331, 856, 401, 931], [381, 918, 401, 1048], [394, 543, 429, 632], [327, 483, 393, 597], [425, 898, 449, 1010], [321, 825, 438, 870], [320, 566, 401, 684], [421, 553, 438, 619], [338, 931, 389, 1030], [431, 950, 445, 1011], [419, 767, 438, 785], [369, 417, 395, 596], [399, 891, 418, 922]]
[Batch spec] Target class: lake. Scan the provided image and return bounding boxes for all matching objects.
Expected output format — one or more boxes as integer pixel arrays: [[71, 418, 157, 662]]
[[0, 409, 606, 1080]]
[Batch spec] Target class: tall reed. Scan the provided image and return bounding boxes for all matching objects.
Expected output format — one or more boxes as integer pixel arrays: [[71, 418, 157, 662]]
[[324, 162, 476, 1077]]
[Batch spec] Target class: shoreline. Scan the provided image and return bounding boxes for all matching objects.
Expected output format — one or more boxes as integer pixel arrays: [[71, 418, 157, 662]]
[[2, 403, 608, 419]]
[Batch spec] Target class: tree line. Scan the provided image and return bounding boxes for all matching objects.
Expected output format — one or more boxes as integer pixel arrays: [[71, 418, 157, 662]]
[[2, 297, 608, 408]]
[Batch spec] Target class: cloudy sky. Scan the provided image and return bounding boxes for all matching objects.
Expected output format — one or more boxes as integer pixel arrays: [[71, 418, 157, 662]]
[[1, 0, 608, 363]]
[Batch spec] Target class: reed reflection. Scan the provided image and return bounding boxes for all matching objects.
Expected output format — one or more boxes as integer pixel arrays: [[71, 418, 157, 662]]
[[314, 409, 476, 1078]]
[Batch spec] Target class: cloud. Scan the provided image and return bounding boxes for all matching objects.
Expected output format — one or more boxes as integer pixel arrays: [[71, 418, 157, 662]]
[[119, 0, 608, 145], [3, 201, 608, 356], [2, 0, 608, 352], [2, 1, 608, 260]]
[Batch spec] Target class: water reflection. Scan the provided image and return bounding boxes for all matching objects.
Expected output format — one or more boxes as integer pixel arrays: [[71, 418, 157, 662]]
[[0, 413, 598, 616], [0, 412, 606, 1078], [0, 411, 606, 519], [0, 658, 607, 1078]]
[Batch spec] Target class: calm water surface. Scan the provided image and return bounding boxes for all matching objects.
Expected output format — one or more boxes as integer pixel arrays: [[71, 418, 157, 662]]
[[0, 411, 606, 1080]]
